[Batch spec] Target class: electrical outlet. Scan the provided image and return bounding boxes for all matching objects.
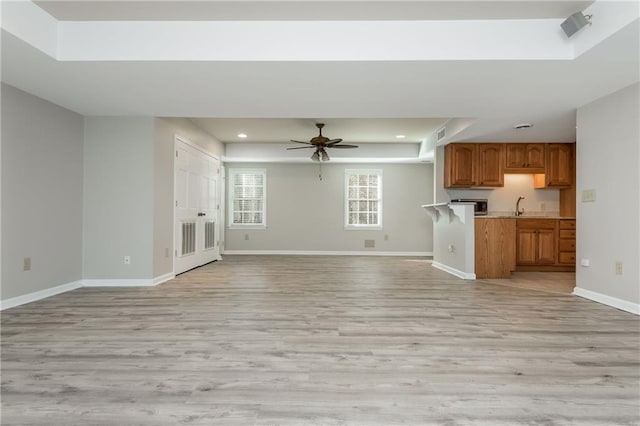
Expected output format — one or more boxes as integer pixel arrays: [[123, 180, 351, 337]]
[[540, 202, 546, 212], [244, 234, 249, 241], [124, 256, 131, 265], [165, 248, 169, 258], [448, 244, 455, 253], [23, 257, 31, 271], [615, 261, 623, 275], [384, 234, 389, 241], [580, 258, 590, 267]]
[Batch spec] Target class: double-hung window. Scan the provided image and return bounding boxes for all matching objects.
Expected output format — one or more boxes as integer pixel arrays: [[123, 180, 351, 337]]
[[345, 169, 382, 229], [229, 168, 266, 228]]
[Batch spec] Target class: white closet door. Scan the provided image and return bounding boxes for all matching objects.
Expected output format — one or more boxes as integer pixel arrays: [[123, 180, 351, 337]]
[[174, 139, 221, 275], [199, 156, 220, 265]]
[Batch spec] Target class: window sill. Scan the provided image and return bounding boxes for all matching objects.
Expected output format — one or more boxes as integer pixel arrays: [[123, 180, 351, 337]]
[[344, 225, 383, 231], [228, 225, 267, 230]]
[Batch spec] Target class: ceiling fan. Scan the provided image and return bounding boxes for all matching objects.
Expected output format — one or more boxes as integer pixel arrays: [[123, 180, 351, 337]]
[[287, 123, 358, 161]]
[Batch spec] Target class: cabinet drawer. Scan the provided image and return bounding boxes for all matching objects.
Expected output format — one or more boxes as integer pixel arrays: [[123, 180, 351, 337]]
[[559, 252, 576, 264], [517, 219, 556, 229], [559, 239, 576, 251], [559, 229, 576, 239], [559, 220, 576, 230]]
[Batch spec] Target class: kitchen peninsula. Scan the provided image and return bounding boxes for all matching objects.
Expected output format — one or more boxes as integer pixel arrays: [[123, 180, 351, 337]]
[[475, 216, 576, 279]]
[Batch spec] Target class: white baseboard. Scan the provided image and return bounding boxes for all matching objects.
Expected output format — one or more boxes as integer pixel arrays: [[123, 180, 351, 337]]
[[153, 272, 175, 285], [573, 287, 640, 315], [1, 273, 178, 311], [432, 261, 476, 280], [83, 278, 157, 287], [0, 280, 83, 311], [223, 250, 433, 257]]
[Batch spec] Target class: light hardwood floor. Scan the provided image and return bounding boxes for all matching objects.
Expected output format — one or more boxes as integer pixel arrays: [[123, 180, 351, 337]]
[[2, 256, 639, 425]]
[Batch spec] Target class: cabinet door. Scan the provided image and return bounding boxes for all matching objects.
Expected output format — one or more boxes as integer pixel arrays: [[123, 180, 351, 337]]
[[525, 144, 545, 169], [444, 143, 477, 187], [546, 144, 572, 187], [477, 144, 504, 187], [537, 229, 556, 264], [517, 229, 538, 264], [505, 144, 526, 169]]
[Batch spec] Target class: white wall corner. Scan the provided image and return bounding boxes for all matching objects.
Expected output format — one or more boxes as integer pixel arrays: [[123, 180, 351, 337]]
[[153, 272, 175, 285]]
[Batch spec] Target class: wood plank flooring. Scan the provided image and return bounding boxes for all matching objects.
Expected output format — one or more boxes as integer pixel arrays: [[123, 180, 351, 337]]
[[2, 255, 639, 425]]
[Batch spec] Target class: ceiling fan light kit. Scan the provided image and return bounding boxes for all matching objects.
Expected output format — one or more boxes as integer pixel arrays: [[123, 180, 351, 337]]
[[286, 123, 358, 161]]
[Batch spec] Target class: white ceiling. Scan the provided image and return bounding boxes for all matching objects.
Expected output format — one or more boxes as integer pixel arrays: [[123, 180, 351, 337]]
[[35, 1, 594, 21], [191, 118, 448, 143], [1, 0, 638, 151]]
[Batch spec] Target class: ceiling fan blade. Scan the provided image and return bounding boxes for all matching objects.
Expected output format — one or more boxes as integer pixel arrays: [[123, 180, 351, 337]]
[[287, 146, 316, 150], [290, 140, 313, 144], [326, 138, 343, 145], [328, 144, 358, 149]]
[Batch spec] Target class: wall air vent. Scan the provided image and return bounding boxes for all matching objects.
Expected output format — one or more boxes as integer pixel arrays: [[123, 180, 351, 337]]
[[437, 127, 446, 141]]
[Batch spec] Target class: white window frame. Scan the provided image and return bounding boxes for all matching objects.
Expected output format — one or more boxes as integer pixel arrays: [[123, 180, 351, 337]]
[[344, 169, 383, 230], [228, 168, 267, 229]]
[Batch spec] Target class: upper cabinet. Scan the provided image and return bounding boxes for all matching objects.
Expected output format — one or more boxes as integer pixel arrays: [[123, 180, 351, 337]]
[[504, 143, 545, 173], [477, 144, 504, 187], [545, 143, 573, 187], [444, 143, 477, 187], [444, 142, 575, 189], [534, 143, 574, 189], [444, 143, 504, 188]]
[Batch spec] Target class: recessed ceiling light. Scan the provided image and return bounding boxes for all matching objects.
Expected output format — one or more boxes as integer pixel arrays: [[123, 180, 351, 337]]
[[237, 133, 248, 138], [396, 135, 406, 139], [513, 123, 533, 130]]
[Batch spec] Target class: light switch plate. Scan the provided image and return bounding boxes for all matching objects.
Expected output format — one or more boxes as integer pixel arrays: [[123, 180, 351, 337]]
[[581, 189, 596, 202]]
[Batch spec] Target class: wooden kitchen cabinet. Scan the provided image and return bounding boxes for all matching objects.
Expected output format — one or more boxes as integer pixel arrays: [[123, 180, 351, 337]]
[[516, 219, 557, 265], [475, 218, 516, 278], [444, 143, 477, 187], [534, 143, 574, 188], [476, 144, 504, 187], [476, 217, 576, 277], [505, 143, 545, 173], [445, 142, 574, 190], [444, 143, 503, 188], [558, 219, 576, 265]]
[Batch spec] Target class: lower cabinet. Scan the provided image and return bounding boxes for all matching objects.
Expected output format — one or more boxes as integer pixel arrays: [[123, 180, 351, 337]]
[[475, 218, 576, 278], [558, 220, 576, 265], [475, 218, 516, 278], [516, 221, 556, 265]]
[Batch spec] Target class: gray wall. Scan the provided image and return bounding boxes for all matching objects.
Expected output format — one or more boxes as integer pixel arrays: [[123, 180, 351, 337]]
[[1, 84, 84, 299], [83, 117, 155, 279], [576, 82, 640, 306], [153, 117, 224, 277], [225, 163, 434, 253]]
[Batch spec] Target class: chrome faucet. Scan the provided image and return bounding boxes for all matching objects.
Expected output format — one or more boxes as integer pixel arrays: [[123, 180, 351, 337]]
[[515, 196, 525, 216]]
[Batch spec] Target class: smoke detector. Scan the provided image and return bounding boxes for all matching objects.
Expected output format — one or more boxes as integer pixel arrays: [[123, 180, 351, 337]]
[[513, 123, 533, 130]]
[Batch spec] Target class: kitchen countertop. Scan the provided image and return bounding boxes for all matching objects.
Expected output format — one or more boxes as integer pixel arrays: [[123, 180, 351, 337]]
[[478, 215, 576, 219]]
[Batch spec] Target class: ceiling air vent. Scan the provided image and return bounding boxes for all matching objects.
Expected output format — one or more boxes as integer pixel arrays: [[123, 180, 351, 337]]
[[437, 127, 446, 141]]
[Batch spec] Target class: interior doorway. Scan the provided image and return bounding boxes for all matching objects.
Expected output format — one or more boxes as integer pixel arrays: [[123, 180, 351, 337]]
[[174, 137, 221, 274]]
